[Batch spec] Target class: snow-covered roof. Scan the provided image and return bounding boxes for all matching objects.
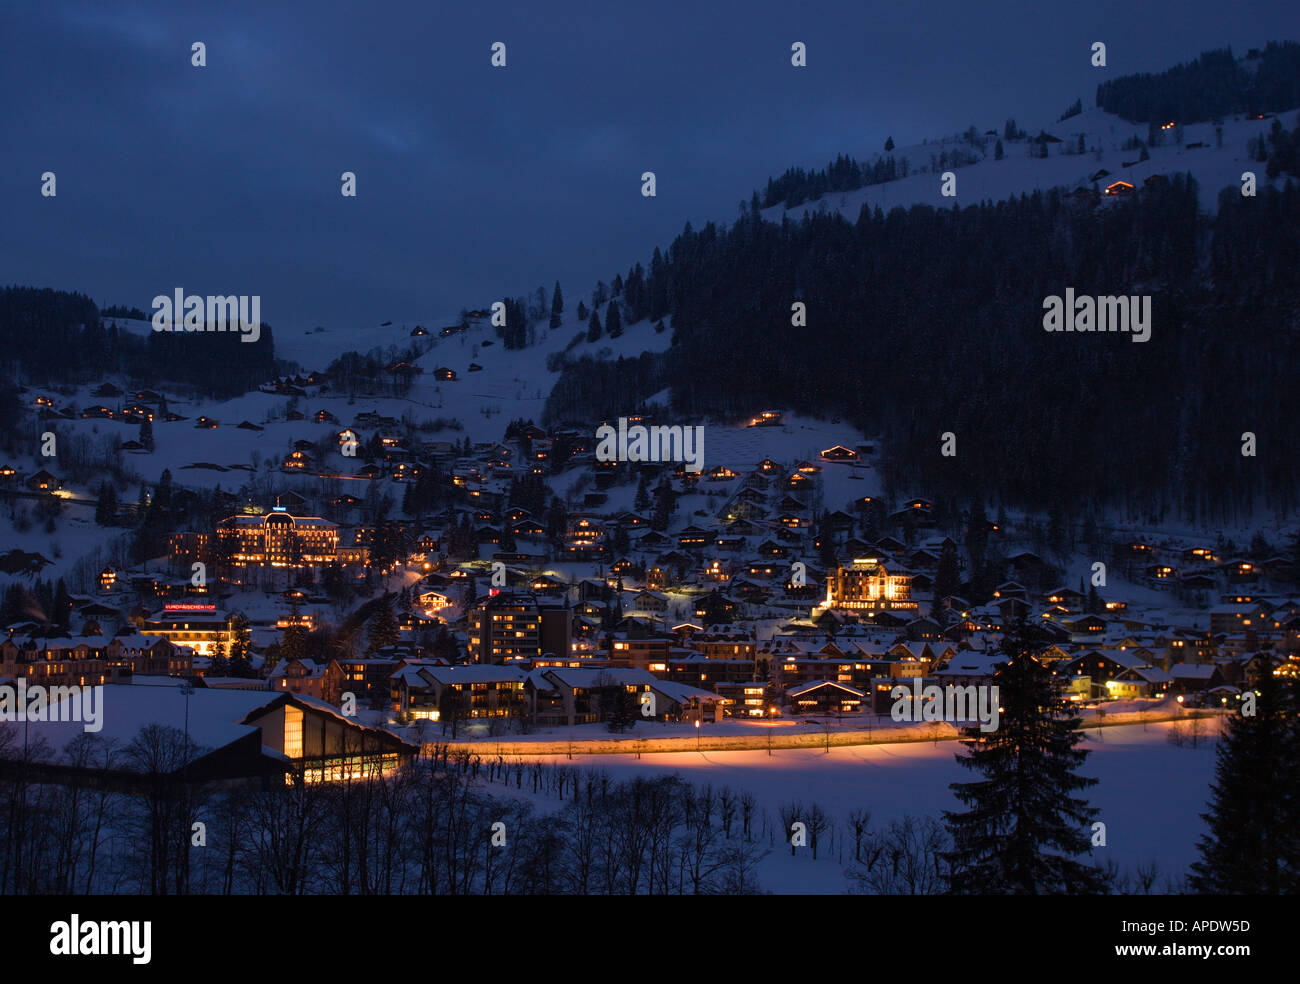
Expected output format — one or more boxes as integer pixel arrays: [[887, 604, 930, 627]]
[[1169, 663, 1217, 679], [415, 664, 528, 685], [785, 679, 866, 698], [7, 685, 281, 762], [542, 667, 657, 689], [650, 680, 726, 704]]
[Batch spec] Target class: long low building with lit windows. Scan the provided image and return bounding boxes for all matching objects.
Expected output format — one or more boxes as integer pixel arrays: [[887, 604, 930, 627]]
[[0, 632, 191, 686], [0, 684, 417, 788]]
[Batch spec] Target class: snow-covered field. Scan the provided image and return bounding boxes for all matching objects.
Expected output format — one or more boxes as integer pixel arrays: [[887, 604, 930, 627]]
[[513, 719, 1219, 893]]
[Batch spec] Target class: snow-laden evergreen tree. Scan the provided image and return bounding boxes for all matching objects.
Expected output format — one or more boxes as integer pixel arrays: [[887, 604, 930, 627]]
[[1189, 664, 1300, 894], [943, 618, 1109, 894]]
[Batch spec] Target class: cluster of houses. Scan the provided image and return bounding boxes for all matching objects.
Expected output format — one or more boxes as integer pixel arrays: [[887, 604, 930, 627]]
[[10, 428, 1295, 741], [7, 382, 1300, 772]]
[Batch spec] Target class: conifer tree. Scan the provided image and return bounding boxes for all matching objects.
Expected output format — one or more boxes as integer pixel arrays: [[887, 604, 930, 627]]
[[52, 579, 71, 631], [550, 281, 564, 331], [280, 623, 308, 664], [933, 541, 961, 614], [605, 300, 623, 338], [1189, 666, 1299, 893], [816, 513, 838, 568], [432, 624, 460, 662], [366, 595, 401, 654], [95, 481, 118, 525], [651, 478, 676, 531], [1086, 581, 1101, 614], [545, 496, 568, 547], [33, 580, 53, 622], [227, 614, 253, 676], [603, 683, 638, 733], [208, 639, 229, 677], [0, 583, 28, 626], [587, 310, 603, 343], [943, 618, 1109, 894], [965, 500, 989, 570]]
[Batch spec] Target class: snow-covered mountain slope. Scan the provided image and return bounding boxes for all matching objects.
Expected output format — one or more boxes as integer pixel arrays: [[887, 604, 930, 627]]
[[765, 108, 1293, 222]]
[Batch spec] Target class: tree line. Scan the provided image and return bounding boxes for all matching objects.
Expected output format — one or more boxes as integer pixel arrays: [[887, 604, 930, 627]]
[[1095, 42, 1300, 123], [761, 153, 907, 209], [0, 287, 278, 399]]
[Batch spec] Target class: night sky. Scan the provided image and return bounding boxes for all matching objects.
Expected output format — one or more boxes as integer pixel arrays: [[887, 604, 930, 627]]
[[4, 1, 1294, 331]]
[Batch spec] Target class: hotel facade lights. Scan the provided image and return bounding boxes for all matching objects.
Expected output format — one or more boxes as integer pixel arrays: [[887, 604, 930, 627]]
[[216, 508, 339, 568], [825, 558, 919, 612], [140, 603, 232, 657]]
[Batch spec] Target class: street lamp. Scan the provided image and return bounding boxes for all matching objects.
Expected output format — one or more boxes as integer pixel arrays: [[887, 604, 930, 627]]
[[695, 716, 701, 750], [180, 681, 195, 779]]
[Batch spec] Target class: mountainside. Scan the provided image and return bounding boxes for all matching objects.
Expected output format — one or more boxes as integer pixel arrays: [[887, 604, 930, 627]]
[[5, 47, 1300, 544]]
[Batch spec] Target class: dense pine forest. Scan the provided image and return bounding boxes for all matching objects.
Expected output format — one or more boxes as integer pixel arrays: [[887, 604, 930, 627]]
[[1096, 42, 1300, 123], [761, 153, 908, 209], [545, 175, 1300, 524], [0, 286, 277, 399]]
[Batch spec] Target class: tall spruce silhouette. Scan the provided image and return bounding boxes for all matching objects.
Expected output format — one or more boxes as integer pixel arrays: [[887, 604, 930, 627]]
[[1189, 662, 1300, 893], [943, 617, 1109, 893]]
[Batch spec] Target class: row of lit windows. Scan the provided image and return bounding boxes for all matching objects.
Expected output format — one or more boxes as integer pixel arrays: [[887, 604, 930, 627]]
[[289, 752, 400, 784]]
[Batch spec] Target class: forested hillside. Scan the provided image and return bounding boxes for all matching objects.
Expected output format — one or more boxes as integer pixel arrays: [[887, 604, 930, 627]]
[[0, 286, 277, 398], [1096, 42, 1300, 123], [545, 177, 1300, 523]]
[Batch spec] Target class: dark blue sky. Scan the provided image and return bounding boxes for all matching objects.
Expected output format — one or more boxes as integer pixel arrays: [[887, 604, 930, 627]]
[[4, 1, 1295, 331]]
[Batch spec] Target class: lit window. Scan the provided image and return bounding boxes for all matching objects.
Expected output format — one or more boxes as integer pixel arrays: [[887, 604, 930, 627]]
[[284, 705, 304, 758]]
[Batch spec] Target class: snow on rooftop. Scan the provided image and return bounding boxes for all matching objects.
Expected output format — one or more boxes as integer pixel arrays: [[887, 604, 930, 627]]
[[2, 685, 281, 763]]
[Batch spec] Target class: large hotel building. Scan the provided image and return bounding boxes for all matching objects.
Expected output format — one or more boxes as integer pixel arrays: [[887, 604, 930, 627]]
[[140, 602, 232, 657], [825, 559, 918, 612], [217, 508, 339, 568]]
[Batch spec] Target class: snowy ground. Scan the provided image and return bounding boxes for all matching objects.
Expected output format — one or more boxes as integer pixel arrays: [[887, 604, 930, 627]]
[[499, 719, 1219, 893], [417, 698, 1197, 746]]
